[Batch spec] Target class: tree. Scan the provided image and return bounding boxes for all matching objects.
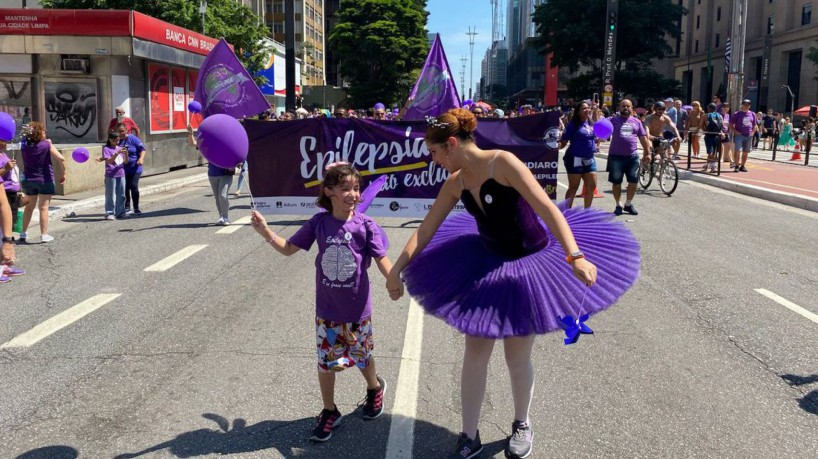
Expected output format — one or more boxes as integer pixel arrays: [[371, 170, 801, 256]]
[[328, 0, 428, 108], [807, 42, 818, 81], [532, 0, 686, 74], [40, 0, 271, 86]]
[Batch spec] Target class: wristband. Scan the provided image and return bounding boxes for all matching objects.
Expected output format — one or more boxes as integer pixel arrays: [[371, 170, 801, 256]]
[[565, 251, 584, 263]]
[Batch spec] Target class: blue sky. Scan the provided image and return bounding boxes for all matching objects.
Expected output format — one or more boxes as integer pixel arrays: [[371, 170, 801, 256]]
[[426, 0, 493, 99]]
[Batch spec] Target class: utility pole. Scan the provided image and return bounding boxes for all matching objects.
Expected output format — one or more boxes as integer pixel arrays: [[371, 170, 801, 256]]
[[467, 27, 478, 100], [727, 0, 748, 113], [285, 0, 296, 111], [199, 0, 207, 35], [782, 85, 795, 122], [602, 0, 619, 108], [460, 55, 468, 102]]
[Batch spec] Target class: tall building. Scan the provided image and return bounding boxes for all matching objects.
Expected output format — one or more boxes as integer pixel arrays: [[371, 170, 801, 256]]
[[673, 0, 818, 113], [324, 0, 342, 87], [506, 0, 549, 106], [262, 0, 326, 86], [480, 41, 508, 100]]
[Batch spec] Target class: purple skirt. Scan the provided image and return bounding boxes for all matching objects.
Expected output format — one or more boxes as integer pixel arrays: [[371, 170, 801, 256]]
[[402, 204, 640, 338]]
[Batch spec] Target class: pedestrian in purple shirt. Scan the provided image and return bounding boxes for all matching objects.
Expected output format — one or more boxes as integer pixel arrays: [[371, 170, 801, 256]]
[[730, 99, 757, 172], [20, 121, 66, 243], [250, 162, 394, 443], [96, 132, 127, 220], [559, 101, 599, 208], [606, 99, 652, 216]]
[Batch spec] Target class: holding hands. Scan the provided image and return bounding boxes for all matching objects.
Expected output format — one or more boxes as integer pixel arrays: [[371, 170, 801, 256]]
[[386, 271, 404, 300]]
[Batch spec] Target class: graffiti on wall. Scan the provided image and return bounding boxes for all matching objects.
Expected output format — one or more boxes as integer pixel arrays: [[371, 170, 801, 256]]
[[0, 78, 32, 119], [44, 81, 97, 141]]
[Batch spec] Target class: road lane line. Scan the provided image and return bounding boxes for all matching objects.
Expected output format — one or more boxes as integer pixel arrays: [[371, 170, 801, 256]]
[[755, 289, 818, 324], [0, 294, 122, 349], [385, 299, 425, 459], [216, 215, 252, 234], [144, 245, 208, 272]]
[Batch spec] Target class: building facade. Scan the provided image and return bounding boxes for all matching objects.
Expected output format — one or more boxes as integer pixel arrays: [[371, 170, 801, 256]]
[[674, 0, 817, 114], [262, 0, 326, 86]]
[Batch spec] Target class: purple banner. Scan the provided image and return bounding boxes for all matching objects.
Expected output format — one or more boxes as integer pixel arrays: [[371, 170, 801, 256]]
[[246, 112, 560, 217], [402, 34, 461, 120], [194, 38, 270, 119]]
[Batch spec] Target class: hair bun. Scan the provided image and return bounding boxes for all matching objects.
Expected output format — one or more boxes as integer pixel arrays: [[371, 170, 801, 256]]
[[450, 108, 477, 135]]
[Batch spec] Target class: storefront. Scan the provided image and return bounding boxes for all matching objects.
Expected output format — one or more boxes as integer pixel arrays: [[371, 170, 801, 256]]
[[0, 8, 217, 179]]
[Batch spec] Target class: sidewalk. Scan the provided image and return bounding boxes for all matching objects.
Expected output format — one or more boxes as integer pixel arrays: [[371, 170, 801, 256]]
[[596, 141, 818, 213]]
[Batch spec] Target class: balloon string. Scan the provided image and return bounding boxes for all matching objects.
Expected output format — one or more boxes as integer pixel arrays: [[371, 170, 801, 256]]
[[240, 168, 255, 211]]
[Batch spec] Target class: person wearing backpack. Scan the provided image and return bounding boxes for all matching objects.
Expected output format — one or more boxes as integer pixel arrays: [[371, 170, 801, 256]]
[[703, 103, 724, 172]]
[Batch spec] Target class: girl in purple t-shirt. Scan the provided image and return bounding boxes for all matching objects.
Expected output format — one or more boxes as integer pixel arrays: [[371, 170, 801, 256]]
[[250, 163, 393, 443], [96, 132, 127, 220]]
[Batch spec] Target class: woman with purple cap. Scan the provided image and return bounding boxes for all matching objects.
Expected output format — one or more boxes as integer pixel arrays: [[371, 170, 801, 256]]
[[373, 103, 386, 120]]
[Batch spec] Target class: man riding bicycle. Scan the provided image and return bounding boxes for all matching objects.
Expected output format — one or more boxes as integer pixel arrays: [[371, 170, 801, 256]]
[[645, 101, 683, 161]]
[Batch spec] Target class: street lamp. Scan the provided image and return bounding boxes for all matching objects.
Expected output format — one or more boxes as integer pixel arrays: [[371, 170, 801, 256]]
[[199, 0, 207, 35], [466, 27, 478, 100], [782, 84, 795, 121]]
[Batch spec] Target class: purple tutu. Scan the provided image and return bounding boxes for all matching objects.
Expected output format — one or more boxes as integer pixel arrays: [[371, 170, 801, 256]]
[[402, 203, 640, 338]]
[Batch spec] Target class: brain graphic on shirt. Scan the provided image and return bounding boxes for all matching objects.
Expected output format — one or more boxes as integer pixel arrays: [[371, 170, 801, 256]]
[[321, 245, 357, 282]]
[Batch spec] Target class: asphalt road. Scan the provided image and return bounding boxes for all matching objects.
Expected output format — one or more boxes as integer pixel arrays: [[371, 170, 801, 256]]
[[1, 161, 817, 458]]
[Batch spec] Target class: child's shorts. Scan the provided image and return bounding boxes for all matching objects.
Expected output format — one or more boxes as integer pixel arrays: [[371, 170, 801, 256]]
[[316, 316, 373, 373]]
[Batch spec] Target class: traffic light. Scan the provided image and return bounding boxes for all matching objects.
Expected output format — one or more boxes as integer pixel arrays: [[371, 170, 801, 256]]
[[609, 12, 616, 30]]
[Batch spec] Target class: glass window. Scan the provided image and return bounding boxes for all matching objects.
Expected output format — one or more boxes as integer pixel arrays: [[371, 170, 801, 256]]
[[716, 33, 720, 48], [803, 4, 812, 25], [767, 15, 775, 34], [696, 15, 700, 29], [695, 39, 699, 53], [717, 7, 721, 21]]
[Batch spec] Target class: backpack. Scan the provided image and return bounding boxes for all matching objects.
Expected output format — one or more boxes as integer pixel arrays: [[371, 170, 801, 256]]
[[706, 113, 722, 134]]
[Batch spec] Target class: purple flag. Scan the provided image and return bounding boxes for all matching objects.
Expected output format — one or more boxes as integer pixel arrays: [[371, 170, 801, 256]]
[[194, 38, 270, 119], [403, 34, 461, 120]]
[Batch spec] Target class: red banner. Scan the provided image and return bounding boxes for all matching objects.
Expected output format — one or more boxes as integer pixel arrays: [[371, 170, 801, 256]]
[[132, 11, 217, 56], [148, 63, 171, 133], [187, 70, 202, 129], [0, 9, 131, 36]]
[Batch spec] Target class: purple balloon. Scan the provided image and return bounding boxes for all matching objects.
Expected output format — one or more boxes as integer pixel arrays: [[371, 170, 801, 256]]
[[72, 147, 90, 163], [0, 112, 15, 142], [682, 104, 693, 111], [197, 114, 248, 169], [593, 119, 614, 139], [188, 100, 202, 114], [463, 99, 474, 107]]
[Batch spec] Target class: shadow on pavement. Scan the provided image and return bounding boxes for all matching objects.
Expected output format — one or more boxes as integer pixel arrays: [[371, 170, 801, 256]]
[[781, 374, 818, 416], [15, 445, 78, 459]]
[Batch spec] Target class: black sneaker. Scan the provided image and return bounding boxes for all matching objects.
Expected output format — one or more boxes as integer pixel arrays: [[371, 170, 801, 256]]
[[449, 431, 483, 459], [309, 406, 343, 442], [614, 205, 623, 216], [361, 375, 387, 420], [734, 166, 740, 172], [623, 204, 638, 215], [505, 420, 533, 458], [739, 165, 748, 172]]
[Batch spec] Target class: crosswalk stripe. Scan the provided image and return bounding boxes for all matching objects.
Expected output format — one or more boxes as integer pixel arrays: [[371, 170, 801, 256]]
[[755, 289, 818, 324], [216, 215, 252, 234], [144, 245, 208, 272]]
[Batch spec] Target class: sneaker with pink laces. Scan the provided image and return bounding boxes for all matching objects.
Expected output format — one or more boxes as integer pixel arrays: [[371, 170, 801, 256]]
[[2, 266, 25, 276]]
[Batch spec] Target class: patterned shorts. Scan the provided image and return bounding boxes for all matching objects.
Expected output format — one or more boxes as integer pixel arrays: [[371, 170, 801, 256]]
[[315, 316, 373, 373]]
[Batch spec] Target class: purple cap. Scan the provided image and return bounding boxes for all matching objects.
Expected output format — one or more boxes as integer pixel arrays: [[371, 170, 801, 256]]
[[374, 103, 385, 110]]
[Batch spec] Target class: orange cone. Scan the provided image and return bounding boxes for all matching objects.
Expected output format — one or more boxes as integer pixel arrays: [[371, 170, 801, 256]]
[[791, 143, 802, 161], [579, 186, 604, 198]]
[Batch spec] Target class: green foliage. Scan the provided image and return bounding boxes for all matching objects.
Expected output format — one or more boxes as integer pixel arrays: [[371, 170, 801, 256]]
[[329, 0, 429, 108], [807, 43, 818, 81], [532, 0, 686, 73], [41, 0, 271, 86]]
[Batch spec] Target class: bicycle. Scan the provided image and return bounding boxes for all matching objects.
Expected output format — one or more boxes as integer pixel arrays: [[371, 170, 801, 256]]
[[639, 138, 679, 196]]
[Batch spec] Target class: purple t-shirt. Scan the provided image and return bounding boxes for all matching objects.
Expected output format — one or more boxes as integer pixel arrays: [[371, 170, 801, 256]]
[[560, 120, 596, 158], [21, 140, 54, 183], [731, 110, 757, 136], [0, 152, 20, 193], [103, 146, 126, 178], [289, 211, 388, 322], [608, 116, 646, 156]]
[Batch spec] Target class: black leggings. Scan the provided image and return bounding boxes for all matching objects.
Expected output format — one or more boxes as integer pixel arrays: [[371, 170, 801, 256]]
[[125, 171, 142, 211]]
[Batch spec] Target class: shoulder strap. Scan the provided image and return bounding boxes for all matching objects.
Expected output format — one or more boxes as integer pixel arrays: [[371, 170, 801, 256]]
[[488, 151, 501, 179]]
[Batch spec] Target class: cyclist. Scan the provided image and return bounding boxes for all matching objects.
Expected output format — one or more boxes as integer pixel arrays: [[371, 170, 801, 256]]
[[645, 101, 682, 161]]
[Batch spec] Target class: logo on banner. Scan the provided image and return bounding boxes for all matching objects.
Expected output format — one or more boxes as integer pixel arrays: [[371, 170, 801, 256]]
[[202, 64, 251, 107], [542, 127, 560, 149], [389, 201, 401, 211]]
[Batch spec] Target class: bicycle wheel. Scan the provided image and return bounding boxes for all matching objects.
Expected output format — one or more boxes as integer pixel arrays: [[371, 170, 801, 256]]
[[659, 159, 679, 195], [639, 160, 654, 189]]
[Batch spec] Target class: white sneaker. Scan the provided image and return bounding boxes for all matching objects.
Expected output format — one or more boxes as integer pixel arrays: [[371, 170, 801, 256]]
[[41, 234, 54, 243], [216, 217, 224, 225], [19, 231, 27, 241], [106, 214, 116, 221], [220, 219, 230, 226]]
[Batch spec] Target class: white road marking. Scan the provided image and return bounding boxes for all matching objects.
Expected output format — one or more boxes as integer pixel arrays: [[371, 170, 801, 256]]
[[0, 294, 122, 349], [385, 299, 425, 459], [144, 245, 208, 272], [755, 289, 818, 324], [216, 215, 252, 234]]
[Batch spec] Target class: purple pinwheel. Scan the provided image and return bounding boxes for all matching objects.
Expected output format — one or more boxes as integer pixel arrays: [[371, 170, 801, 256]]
[[559, 314, 594, 345]]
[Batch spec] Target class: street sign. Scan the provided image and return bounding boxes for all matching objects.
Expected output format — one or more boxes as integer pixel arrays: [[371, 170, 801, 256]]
[[603, 92, 613, 105], [604, 84, 613, 93]]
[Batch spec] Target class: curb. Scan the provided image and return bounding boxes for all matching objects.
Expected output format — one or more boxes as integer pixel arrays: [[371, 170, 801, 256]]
[[595, 152, 818, 213], [47, 173, 209, 220]]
